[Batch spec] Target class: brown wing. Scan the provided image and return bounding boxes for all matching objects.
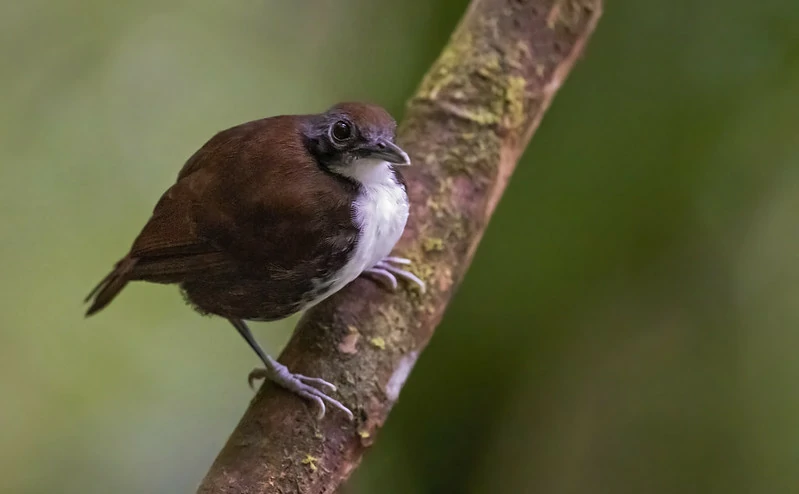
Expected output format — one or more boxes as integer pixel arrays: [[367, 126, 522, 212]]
[[133, 118, 287, 267], [85, 119, 281, 316], [85, 115, 359, 317], [171, 115, 360, 271], [84, 168, 231, 316], [175, 118, 281, 181], [126, 171, 234, 281]]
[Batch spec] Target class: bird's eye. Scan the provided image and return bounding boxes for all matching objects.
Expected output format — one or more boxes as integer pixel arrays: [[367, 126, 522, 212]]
[[331, 120, 352, 142]]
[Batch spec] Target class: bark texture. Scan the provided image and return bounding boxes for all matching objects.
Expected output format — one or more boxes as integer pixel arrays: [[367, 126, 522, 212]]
[[197, 0, 602, 492]]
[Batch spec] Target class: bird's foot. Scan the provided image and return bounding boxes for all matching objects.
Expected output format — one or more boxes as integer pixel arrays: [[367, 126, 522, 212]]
[[363, 256, 426, 294], [248, 365, 353, 421]]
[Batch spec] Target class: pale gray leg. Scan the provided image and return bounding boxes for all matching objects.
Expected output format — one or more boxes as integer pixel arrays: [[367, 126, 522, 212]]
[[230, 318, 353, 420]]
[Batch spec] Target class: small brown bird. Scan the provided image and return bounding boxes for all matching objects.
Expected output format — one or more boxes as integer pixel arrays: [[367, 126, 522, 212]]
[[85, 102, 424, 419]]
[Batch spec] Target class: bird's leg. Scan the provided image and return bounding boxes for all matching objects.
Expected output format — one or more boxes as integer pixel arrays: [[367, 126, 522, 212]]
[[229, 318, 353, 420], [363, 256, 426, 293]]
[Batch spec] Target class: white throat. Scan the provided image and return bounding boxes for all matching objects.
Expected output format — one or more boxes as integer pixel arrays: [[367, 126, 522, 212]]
[[336, 158, 395, 186]]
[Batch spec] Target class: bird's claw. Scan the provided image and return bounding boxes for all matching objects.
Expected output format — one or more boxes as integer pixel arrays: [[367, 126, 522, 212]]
[[248, 366, 353, 421], [363, 256, 426, 294]]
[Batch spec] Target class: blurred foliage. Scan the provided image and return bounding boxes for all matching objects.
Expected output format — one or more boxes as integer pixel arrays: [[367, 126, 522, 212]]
[[1, 0, 798, 493]]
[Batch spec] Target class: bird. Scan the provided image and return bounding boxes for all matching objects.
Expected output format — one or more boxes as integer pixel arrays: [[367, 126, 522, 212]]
[[84, 102, 425, 420]]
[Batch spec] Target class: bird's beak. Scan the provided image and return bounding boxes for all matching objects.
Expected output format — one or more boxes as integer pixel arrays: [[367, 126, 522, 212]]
[[367, 140, 411, 166]]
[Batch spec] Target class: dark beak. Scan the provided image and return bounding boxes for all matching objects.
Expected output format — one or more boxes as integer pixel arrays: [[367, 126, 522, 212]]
[[366, 140, 411, 166]]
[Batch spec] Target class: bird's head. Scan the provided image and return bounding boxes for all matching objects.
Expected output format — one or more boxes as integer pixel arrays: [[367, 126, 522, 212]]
[[302, 102, 410, 184]]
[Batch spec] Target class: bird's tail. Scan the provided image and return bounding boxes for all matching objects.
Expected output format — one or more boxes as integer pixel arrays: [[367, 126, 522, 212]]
[[84, 257, 138, 317]]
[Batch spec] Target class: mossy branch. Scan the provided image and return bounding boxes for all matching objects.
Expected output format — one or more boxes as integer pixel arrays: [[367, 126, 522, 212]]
[[196, 0, 602, 492]]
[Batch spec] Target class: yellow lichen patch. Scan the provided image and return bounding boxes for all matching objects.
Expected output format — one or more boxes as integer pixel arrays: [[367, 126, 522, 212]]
[[504, 75, 529, 132], [404, 249, 436, 287], [446, 105, 502, 126], [416, 30, 474, 102], [422, 237, 445, 252], [302, 454, 318, 472], [358, 427, 375, 447], [424, 178, 458, 219], [366, 306, 411, 354], [414, 19, 510, 131]]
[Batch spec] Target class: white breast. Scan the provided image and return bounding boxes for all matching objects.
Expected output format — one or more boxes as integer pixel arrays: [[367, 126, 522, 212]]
[[307, 159, 409, 307], [349, 167, 409, 271]]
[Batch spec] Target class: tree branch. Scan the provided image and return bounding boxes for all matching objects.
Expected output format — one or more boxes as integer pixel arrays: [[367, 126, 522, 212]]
[[196, 1, 602, 492]]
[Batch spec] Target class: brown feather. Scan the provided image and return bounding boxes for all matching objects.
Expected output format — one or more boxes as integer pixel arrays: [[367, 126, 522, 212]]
[[85, 114, 360, 320], [85, 257, 137, 316]]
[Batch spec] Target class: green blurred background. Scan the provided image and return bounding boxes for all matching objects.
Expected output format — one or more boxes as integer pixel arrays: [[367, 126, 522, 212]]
[[2, 0, 798, 492]]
